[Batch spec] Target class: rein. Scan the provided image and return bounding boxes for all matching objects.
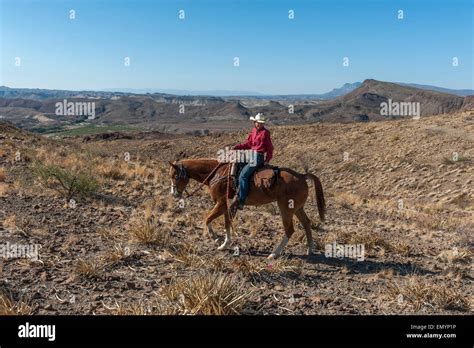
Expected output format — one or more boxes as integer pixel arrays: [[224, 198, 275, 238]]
[[184, 162, 223, 198]]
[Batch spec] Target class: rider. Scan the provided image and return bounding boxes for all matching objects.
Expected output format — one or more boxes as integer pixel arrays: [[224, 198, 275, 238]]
[[230, 113, 273, 216]]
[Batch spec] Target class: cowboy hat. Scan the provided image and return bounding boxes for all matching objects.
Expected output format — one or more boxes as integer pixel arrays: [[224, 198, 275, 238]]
[[250, 113, 266, 123]]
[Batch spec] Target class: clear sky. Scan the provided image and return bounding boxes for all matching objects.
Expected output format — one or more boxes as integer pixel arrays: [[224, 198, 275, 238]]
[[1, 0, 472, 94]]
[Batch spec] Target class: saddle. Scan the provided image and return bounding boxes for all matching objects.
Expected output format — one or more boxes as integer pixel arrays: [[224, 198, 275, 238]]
[[253, 166, 280, 190], [231, 163, 280, 191]]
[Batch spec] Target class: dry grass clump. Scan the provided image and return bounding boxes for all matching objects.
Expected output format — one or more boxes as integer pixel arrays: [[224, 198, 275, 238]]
[[128, 205, 171, 246], [3, 214, 17, 232], [437, 248, 472, 264], [102, 243, 131, 265], [0, 289, 34, 315], [388, 277, 471, 312], [96, 161, 126, 180], [97, 227, 122, 241], [170, 242, 203, 267], [75, 258, 103, 279], [333, 191, 364, 209], [164, 271, 251, 315]]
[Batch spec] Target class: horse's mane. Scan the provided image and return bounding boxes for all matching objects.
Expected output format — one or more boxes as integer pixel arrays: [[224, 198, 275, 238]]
[[181, 158, 219, 164]]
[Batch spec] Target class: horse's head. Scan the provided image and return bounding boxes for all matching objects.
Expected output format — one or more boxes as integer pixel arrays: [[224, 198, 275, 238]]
[[168, 161, 189, 198]]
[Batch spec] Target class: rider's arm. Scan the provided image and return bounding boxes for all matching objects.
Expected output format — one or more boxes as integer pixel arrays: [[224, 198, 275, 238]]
[[264, 130, 273, 164], [233, 132, 252, 150]]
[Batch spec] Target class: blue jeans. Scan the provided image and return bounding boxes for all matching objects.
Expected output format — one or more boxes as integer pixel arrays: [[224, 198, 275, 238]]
[[238, 153, 265, 206]]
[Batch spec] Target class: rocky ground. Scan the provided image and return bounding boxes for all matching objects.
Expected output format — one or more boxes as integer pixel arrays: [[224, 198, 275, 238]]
[[0, 112, 472, 315]]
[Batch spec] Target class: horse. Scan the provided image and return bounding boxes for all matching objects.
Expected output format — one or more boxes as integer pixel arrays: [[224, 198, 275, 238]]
[[168, 158, 325, 259]]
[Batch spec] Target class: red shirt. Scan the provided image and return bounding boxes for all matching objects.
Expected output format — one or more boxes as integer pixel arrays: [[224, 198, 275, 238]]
[[233, 127, 274, 163]]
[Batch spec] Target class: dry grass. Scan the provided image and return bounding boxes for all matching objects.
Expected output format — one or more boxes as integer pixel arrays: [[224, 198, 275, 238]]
[[3, 214, 17, 231], [103, 299, 176, 315], [388, 277, 471, 311], [97, 227, 121, 241], [75, 258, 103, 279], [437, 248, 472, 264], [96, 161, 126, 180], [164, 271, 251, 315], [102, 243, 130, 265], [128, 214, 171, 246], [337, 161, 362, 173], [0, 167, 6, 182], [170, 242, 203, 267], [442, 155, 469, 165], [0, 183, 8, 197], [233, 256, 303, 282], [0, 289, 34, 315], [319, 229, 392, 254], [128, 201, 171, 245], [333, 191, 364, 209], [416, 213, 461, 232]]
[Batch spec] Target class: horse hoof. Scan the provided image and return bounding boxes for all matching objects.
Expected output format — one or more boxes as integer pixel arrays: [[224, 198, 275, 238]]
[[307, 249, 315, 256], [267, 253, 277, 260], [217, 243, 228, 251]]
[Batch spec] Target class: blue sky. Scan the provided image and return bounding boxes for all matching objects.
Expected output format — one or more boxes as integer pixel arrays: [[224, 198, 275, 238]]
[[1, 0, 472, 94]]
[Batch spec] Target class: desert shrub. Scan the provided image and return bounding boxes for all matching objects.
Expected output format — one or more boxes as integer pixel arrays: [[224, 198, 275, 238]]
[[32, 162, 99, 201]]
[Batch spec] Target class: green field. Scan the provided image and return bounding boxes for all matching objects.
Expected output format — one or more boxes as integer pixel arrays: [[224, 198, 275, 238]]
[[33, 124, 140, 137]]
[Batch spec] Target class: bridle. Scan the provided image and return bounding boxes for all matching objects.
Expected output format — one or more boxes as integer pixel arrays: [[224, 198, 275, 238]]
[[171, 162, 189, 196], [171, 161, 222, 198]]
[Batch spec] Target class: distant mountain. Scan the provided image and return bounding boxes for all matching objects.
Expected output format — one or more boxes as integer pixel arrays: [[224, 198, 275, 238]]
[[101, 88, 263, 97], [399, 83, 474, 97], [0, 79, 470, 132], [317, 82, 363, 99], [2, 81, 472, 101]]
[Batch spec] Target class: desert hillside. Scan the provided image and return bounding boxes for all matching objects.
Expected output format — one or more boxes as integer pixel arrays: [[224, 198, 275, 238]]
[[0, 111, 472, 315]]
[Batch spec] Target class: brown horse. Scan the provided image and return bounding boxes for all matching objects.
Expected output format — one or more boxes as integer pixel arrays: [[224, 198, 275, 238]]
[[169, 158, 325, 259]]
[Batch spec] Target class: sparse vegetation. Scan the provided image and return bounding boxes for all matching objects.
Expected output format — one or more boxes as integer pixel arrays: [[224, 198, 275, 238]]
[[388, 277, 471, 312], [0, 289, 34, 315], [0, 110, 472, 315], [164, 272, 251, 315], [75, 258, 103, 279], [33, 162, 99, 201], [128, 210, 171, 246]]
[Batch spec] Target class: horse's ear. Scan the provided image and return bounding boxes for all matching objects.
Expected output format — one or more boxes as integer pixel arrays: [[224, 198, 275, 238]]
[[168, 161, 177, 168]]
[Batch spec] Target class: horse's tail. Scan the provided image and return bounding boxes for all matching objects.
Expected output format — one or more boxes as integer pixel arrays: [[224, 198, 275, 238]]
[[304, 173, 326, 222]]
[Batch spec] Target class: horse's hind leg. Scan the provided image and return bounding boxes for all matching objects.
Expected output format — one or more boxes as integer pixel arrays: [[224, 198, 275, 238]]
[[204, 201, 226, 242], [268, 202, 295, 259], [296, 208, 315, 256]]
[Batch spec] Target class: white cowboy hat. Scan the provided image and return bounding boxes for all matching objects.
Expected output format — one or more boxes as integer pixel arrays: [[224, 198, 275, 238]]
[[250, 113, 267, 123]]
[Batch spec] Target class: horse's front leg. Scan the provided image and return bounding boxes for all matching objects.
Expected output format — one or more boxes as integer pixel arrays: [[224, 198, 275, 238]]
[[204, 201, 226, 242], [217, 209, 232, 250]]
